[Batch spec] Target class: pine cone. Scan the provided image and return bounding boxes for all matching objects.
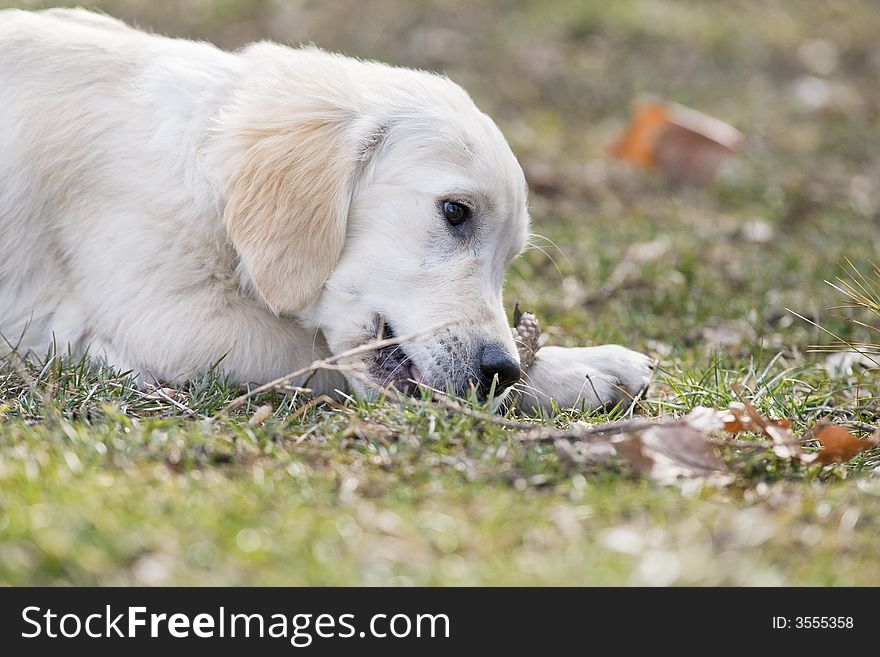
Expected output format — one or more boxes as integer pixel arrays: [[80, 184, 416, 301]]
[[511, 303, 541, 371]]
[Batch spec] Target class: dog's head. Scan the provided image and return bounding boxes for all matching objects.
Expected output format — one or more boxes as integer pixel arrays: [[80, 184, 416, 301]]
[[218, 46, 529, 398]]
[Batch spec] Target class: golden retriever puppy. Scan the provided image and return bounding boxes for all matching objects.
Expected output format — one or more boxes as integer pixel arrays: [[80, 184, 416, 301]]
[[0, 8, 652, 408]]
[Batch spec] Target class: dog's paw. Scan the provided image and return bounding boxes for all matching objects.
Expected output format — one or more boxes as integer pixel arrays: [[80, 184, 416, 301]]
[[518, 344, 655, 414]]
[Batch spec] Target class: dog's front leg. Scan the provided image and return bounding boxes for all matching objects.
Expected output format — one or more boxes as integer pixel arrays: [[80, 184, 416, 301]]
[[515, 344, 655, 415]]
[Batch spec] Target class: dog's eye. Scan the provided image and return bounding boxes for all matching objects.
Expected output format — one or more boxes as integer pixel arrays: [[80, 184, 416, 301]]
[[442, 201, 470, 227]]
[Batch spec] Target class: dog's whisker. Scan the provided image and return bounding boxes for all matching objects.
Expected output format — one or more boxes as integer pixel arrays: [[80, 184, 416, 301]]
[[527, 231, 566, 254], [510, 380, 544, 396], [377, 344, 405, 369], [523, 241, 564, 281]]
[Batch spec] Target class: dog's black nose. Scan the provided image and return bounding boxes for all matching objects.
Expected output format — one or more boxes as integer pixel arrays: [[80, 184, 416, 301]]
[[478, 343, 521, 393]]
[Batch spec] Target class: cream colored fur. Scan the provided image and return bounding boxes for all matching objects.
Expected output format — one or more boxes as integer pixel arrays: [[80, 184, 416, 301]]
[[0, 8, 652, 410]]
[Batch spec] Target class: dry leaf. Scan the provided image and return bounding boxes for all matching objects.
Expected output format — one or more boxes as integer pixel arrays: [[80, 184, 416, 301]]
[[609, 102, 671, 166], [813, 421, 879, 466], [722, 402, 791, 433], [609, 101, 744, 184], [610, 408, 733, 486], [722, 402, 815, 463], [544, 396, 876, 485]]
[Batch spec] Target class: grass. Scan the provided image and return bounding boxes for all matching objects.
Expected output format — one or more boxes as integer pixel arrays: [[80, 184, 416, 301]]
[[2, 0, 880, 585]]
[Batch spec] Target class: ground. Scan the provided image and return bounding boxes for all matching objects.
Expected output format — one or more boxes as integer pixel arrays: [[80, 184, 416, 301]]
[[2, 0, 880, 585]]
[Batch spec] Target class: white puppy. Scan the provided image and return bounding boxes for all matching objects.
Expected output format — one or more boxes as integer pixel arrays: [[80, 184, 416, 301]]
[[0, 8, 652, 410]]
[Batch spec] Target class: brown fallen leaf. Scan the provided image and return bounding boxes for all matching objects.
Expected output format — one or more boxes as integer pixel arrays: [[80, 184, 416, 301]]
[[610, 408, 733, 486], [722, 401, 815, 463], [813, 421, 879, 466], [608, 101, 744, 184], [722, 402, 791, 432], [609, 102, 670, 167], [541, 394, 877, 484]]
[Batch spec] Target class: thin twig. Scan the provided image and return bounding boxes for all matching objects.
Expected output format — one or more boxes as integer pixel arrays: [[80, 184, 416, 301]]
[[221, 320, 453, 414], [840, 419, 878, 433], [518, 415, 676, 443], [287, 394, 344, 420], [708, 437, 774, 449], [790, 307, 880, 368], [294, 424, 321, 445], [153, 386, 199, 418], [346, 368, 543, 430], [105, 380, 205, 417]]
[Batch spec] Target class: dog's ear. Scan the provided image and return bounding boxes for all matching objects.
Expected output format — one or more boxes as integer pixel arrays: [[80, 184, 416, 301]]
[[218, 67, 385, 315]]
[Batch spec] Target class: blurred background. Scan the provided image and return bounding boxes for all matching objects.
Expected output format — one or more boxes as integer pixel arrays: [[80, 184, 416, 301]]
[[5, 0, 880, 361]]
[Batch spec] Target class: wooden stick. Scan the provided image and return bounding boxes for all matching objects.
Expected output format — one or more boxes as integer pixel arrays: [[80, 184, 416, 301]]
[[221, 320, 452, 414]]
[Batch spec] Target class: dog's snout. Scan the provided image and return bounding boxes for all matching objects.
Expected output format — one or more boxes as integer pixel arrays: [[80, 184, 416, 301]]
[[478, 343, 521, 393]]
